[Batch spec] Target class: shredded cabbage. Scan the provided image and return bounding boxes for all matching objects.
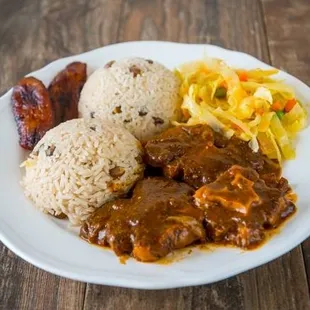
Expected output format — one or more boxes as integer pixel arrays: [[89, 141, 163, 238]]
[[254, 87, 273, 103], [176, 57, 307, 163]]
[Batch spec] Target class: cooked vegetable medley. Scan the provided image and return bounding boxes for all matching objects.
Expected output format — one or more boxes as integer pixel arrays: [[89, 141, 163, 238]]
[[175, 57, 307, 163]]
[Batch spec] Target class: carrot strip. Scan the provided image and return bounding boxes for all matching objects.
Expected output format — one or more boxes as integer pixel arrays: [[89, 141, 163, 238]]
[[271, 101, 282, 112], [284, 99, 296, 113]]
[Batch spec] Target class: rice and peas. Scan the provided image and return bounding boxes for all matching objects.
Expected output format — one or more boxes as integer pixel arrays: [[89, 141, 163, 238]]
[[21, 58, 181, 224]]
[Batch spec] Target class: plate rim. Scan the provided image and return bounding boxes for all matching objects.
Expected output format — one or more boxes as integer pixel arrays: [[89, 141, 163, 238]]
[[1, 40, 310, 289]]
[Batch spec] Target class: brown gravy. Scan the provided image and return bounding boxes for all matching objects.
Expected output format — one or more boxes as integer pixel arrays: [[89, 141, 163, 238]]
[[80, 125, 296, 263], [143, 124, 281, 189], [80, 177, 205, 262]]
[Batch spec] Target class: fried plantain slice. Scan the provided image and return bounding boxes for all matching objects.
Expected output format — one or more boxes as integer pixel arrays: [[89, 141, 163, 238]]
[[48, 62, 87, 125], [12, 77, 54, 150]]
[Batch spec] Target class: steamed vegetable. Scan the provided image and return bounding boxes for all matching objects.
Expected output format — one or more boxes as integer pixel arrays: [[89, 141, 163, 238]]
[[175, 57, 307, 163]]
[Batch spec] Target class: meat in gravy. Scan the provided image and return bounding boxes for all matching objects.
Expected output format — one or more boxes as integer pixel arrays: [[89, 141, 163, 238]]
[[80, 125, 296, 262], [144, 124, 280, 188], [80, 177, 205, 262], [195, 165, 296, 248]]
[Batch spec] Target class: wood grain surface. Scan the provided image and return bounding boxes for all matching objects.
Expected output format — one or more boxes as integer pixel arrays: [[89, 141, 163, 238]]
[[0, 0, 309, 309]]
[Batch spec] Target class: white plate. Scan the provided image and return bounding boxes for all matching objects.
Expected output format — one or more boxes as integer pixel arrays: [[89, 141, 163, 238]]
[[1, 41, 310, 289]]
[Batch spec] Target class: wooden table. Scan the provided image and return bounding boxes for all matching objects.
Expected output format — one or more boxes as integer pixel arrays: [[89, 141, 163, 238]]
[[1, 0, 309, 309]]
